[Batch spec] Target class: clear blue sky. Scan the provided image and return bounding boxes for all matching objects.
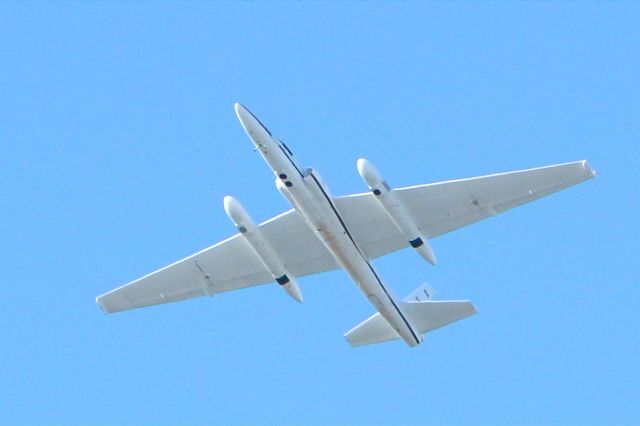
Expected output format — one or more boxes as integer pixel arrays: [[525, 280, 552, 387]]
[[1, 2, 638, 425]]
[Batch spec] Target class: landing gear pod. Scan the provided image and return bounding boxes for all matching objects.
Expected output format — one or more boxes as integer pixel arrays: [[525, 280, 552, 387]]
[[357, 158, 437, 265], [223, 196, 303, 302]]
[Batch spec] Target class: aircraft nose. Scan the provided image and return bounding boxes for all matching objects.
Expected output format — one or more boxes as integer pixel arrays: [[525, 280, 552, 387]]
[[233, 102, 272, 140], [234, 102, 248, 122], [234, 102, 256, 138]]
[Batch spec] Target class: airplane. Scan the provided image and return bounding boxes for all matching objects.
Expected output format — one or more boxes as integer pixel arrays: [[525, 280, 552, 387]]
[[96, 103, 596, 348]]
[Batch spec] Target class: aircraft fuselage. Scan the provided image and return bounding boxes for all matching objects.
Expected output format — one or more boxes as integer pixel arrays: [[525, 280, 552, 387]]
[[235, 103, 421, 346]]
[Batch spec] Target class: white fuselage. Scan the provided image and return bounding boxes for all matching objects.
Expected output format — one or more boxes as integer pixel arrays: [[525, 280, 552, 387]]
[[235, 104, 421, 346]]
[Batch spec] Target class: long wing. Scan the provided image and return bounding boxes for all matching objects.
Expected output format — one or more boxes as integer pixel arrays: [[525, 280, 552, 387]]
[[98, 160, 593, 314], [335, 160, 595, 260], [97, 209, 338, 313]]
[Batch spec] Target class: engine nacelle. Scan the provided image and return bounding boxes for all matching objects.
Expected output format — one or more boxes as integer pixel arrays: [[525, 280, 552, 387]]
[[356, 158, 436, 265]]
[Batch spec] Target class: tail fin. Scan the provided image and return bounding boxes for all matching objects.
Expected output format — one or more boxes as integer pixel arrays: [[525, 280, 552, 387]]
[[345, 285, 476, 347], [404, 281, 436, 302]]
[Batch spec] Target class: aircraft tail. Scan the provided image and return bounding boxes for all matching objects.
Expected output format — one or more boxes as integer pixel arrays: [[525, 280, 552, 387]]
[[344, 283, 476, 347]]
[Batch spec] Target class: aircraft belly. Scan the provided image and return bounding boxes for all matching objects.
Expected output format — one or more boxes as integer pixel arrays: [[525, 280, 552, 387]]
[[289, 177, 422, 346], [239, 107, 421, 346], [321, 227, 421, 346]]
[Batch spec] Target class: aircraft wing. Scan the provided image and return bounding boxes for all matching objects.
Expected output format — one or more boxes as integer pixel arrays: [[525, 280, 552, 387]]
[[97, 209, 338, 313], [98, 160, 593, 313], [335, 160, 595, 260]]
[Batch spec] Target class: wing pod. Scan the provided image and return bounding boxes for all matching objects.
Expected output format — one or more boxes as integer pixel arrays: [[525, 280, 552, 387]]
[[357, 158, 436, 265], [223, 196, 303, 302]]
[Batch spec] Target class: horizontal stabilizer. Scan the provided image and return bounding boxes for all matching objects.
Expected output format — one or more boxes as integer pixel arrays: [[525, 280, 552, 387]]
[[345, 300, 476, 347], [403, 300, 476, 334]]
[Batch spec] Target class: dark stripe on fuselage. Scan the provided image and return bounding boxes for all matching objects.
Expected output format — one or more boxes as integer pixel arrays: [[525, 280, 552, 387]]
[[307, 173, 421, 345], [243, 106, 272, 137], [278, 145, 304, 178], [277, 147, 419, 344]]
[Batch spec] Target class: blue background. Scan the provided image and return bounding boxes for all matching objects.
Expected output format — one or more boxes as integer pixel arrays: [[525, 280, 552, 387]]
[[1, 3, 638, 425]]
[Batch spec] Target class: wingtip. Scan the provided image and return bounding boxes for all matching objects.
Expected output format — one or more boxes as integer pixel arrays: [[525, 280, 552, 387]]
[[343, 333, 361, 348], [469, 302, 478, 316], [96, 296, 109, 314], [582, 160, 596, 178]]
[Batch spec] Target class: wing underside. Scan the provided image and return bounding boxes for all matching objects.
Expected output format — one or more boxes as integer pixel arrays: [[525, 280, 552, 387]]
[[336, 160, 595, 260], [97, 209, 338, 313], [97, 160, 594, 313]]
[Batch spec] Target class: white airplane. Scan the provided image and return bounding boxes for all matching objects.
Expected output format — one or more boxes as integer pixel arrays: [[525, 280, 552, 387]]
[[96, 104, 595, 347]]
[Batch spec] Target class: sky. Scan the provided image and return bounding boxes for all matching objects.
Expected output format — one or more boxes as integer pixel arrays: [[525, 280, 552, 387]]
[[1, 2, 639, 425]]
